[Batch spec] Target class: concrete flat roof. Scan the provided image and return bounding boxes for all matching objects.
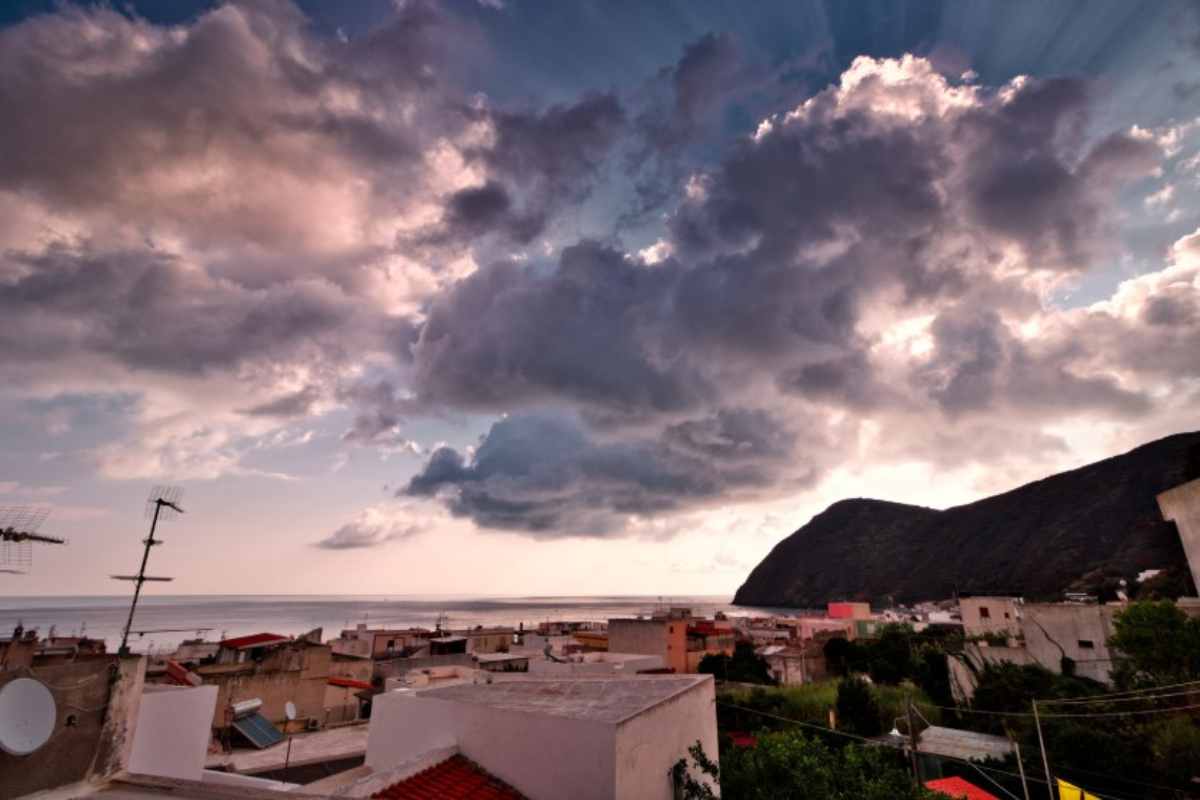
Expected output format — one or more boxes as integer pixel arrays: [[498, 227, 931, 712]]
[[415, 675, 711, 724], [205, 722, 369, 774]]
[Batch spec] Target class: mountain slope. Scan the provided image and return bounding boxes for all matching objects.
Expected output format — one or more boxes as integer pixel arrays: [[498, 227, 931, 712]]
[[733, 431, 1200, 608]]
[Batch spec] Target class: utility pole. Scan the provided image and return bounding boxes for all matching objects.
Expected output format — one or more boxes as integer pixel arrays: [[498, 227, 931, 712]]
[[905, 699, 920, 785], [1013, 738, 1032, 800], [1033, 700, 1055, 800]]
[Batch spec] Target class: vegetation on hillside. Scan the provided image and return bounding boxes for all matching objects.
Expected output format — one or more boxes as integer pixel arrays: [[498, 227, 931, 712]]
[[707, 607, 1200, 799], [734, 432, 1200, 607]]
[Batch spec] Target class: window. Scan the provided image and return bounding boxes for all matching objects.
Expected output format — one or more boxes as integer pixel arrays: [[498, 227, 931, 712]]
[[979, 607, 991, 619], [1078, 640, 1095, 649], [669, 626, 674, 633], [1003, 612, 1010, 619]]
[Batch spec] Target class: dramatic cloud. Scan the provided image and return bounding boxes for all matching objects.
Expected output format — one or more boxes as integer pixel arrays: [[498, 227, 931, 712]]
[[403, 410, 812, 536], [1, 1, 1196, 553]]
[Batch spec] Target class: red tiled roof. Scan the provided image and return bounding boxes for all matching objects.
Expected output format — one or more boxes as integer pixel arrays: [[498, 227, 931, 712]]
[[373, 755, 526, 800], [925, 776, 1000, 800], [328, 677, 373, 690], [219, 632, 290, 649]]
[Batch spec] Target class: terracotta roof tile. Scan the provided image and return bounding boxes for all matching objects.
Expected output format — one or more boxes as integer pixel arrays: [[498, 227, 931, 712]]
[[372, 755, 526, 800]]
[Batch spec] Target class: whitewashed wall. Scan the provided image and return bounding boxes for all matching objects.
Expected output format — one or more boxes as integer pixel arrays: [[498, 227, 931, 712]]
[[614, 677, 719, 800], [367, 689, 616, 800], [128, 684, 218, 781]]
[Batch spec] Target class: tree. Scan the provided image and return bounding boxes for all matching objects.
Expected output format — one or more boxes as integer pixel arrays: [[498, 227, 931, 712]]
[[676, 731, 934, 800], [867, 624, 915, 684], [836, 676, 882, 736], [912, 646, 953, 707], [699, 642, 776, 685], [1108, 600, 1200, 687]]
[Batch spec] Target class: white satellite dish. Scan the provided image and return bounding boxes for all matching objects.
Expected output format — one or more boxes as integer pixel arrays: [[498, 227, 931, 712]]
[[0, 677, 56, 756], [285, 701, 297, 721]]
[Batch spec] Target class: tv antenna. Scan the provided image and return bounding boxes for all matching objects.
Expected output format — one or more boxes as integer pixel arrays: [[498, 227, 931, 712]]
[[114, 486, 184, 655], [0, 507, 66, 574]]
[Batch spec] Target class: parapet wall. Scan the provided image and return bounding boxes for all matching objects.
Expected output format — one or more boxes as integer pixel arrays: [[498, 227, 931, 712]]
[[1158, 478, 1200, 595]]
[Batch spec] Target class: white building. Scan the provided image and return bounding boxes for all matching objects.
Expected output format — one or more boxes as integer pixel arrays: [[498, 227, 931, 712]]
[[526, 651, 664, 676], [365, 675, 719, 800]]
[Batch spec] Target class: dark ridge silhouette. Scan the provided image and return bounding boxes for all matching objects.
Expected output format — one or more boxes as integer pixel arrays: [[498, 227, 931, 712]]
[[733, 431, 1200, 608]]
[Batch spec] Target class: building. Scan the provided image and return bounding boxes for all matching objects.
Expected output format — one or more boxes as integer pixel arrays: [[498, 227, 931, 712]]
[[959, 596, 1023, 640], [1022, 602, 1120, 684], [475, 653, 530, 673], [827, 601, 872, 620], [572, 630, 609, 651], [607, 618, 688, 673], [326, 651, 374, 724], [364, 675, 719, 800], [949, 599, 1123, 700], [330, 625, 431, 659], [527, 651, 665, 676], [684, 620, 736, 672], [1157, 476, 1200, 593], [193, 633, 332, 732], [761, 641, 828, 686]]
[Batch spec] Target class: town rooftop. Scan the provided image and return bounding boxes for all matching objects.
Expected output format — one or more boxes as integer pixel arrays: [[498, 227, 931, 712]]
[[415, 675, 711, 724]]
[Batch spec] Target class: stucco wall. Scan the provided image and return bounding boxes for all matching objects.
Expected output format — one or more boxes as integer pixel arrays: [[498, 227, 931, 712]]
[[960, 597, 1022, 638], [614, 677, 719, 800], [608, 620, 687, 673], [129, 684, 218, 781], [948, 643, 1035, 702], [201, 647, 329, 730], [1022, 603, 1119, 684], [1158, 478, 1200, 594], [0, 656, 147, 799], [366, 689, 617, 800]]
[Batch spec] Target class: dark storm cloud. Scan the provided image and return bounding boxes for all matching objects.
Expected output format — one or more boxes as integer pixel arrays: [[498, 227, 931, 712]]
[[778, 352, 892, 411], [0, 2, 467, 262], [914, 309, 1150, 416], [411, 241, 711, 414], [424, 92, 625, 246], [338, 380, 423, 446], [0, 244, 361, 374], [406, 61, 1170, 437], [403, 410, 800, 536]]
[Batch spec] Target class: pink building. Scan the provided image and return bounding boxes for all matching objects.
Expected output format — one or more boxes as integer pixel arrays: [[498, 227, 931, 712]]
[[827, 602, 871, 620]]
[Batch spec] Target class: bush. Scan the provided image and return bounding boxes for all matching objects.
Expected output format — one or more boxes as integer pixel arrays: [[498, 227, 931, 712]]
[[836, 676, 882, 736], [675, 731, 935, 800]]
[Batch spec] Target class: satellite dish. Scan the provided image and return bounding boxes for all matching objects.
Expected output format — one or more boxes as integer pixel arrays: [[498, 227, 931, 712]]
[[0, 678, 56, 755], [285, 701, 297, 721]]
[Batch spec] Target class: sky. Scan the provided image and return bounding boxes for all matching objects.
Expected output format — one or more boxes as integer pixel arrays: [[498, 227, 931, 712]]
[[1, 0, 1199, 597]]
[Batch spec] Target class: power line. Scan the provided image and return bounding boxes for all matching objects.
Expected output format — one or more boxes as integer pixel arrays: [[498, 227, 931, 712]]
[[924, 699, 1200, 719], [714, 701, 1136, 800], [1039, 678, 1200, 704]]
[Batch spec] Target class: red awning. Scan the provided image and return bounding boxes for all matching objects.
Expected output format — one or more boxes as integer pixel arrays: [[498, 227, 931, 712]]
[[328, 677, 373, 690], [219, 633, 290, 650]]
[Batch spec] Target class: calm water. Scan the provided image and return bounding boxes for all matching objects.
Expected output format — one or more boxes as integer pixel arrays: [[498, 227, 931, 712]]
[[0, 594, 786, 653]]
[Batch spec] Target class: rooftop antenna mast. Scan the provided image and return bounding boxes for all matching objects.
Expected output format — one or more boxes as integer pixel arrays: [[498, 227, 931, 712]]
[[114, 486, 183, 655], [0, 507, 66, 575]]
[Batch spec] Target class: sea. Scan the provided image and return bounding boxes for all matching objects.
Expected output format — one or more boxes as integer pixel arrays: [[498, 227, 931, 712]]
[[0, 594, 789, 654]]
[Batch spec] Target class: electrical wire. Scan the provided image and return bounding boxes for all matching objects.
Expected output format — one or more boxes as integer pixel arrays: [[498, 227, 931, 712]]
[[1039, 678, 1200, 704], [923, 699, 1200, 719], [715, 701, 1136, 800]]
